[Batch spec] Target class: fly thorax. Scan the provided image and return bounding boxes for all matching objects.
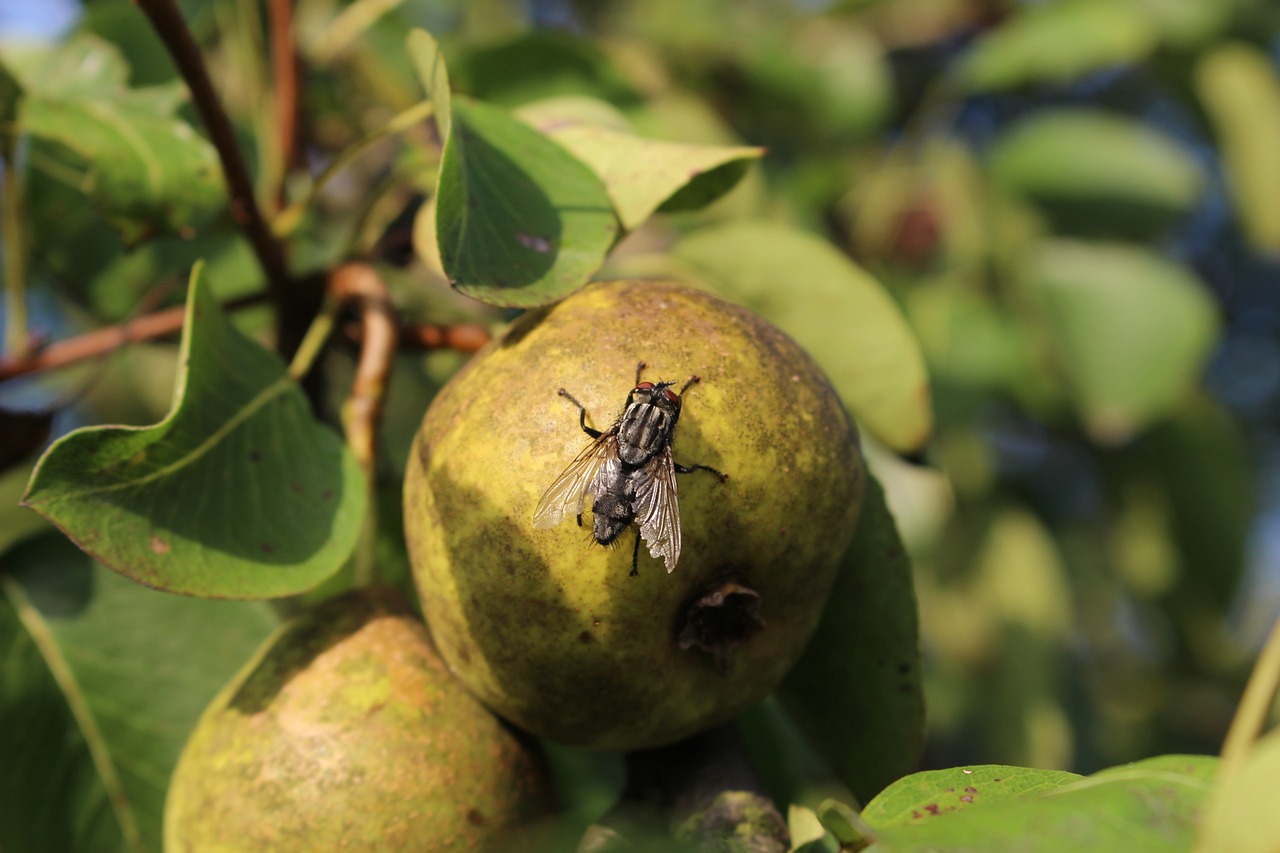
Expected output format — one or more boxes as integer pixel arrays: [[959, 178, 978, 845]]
[[617, 402, 669, 466]]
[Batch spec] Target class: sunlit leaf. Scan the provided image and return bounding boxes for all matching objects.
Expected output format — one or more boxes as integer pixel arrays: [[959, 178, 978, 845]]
[[431, 97, 619, 307], [862, 757, 1213, 851], [1195, 43, 1280, 254], [958, 0, 1156, 92], [1033, 240, 1219, 444], [862, 765, 1083, 828], [406, 27, 451, 141], [674, 221, 932, 452], [988, 108, 1204, 238], [518, 97, 763, 231], [780, 474, 924, 804], [1200, 729, 1280, 853], [22, 270, 367, 599], [0, 534, 278, 853], [1, 34, 223, 242]]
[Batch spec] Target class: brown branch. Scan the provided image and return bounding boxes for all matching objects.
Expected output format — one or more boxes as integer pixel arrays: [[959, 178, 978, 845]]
[[328, 263, 398, 469], [268, 0, 302, 212], [398, 320, 490, 353], [0, 292, 270, 383], [135, 0, 291, 304]]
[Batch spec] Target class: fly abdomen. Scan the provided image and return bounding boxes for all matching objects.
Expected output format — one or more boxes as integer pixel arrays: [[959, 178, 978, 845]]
[[591, 491, 634, 545]]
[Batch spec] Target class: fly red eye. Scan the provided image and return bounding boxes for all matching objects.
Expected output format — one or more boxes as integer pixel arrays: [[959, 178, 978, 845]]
[[635, 382, 654, 391], [663, 388, 679, 403]]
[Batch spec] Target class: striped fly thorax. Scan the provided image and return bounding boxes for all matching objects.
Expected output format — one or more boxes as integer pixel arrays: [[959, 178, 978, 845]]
[[617, 394, 678, 466]]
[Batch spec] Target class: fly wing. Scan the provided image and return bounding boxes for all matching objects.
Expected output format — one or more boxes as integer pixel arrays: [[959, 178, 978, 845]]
[[635, 447, 682, 572], [533, 434, 617, 529]]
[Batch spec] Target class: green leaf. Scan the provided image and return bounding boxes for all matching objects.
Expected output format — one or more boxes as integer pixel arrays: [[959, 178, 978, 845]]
[[406, 28, 451, 142], [1200, 730, 1280, 853], [673, 221, 932, 452], [1195, 43, 1280, 254], [1, 459, 49, 557], [862, 765, 1084, 829], [958, 0, 1156, 92], [0, 533, 278, 853], [1033, 240, 1219, 443], [988, 108, 1204, 239], [788, 803, 831, 851], [22, 270, 367, 599], [861, 757, 1212, 852], [779, 474, 924, 804], [518, 97, 763, 230], [0, 61, 20, 136], [431, 96, 619, 307], [1, 35, 224, 242], [448, 30, 638, 108]]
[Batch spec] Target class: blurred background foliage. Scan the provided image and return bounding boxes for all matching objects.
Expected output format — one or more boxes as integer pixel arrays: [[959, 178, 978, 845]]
[[4, 0, 1280, 789]]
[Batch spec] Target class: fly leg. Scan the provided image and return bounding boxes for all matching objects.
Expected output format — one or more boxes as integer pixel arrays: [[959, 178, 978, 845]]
[[675, 461, 729, 483], [558, 388, 603, 439], [630, 527, 642, 577]]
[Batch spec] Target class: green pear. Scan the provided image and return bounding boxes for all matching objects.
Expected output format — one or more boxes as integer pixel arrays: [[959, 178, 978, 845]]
[[164, 588, 554, 851], [404, 280, 865, 749]]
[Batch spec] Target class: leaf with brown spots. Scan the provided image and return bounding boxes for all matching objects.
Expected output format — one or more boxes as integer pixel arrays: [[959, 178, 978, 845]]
[[855, 756, 1214, 852], [21, 269, 367, 599]]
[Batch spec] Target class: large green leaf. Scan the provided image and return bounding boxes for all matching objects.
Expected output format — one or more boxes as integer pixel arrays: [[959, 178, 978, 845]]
[[674, 221, 932, 453], [0, 34, 224, 242], [859, 756, 1214, 852], [779, 474, 924, 804], [1033, 241, 1219, 443], [429, 95, 619, 308], [22, 271, 367, 599], [1195, 43, 1280, 254], [518, 96, 763, 231], [0, 534, 278, 853], [988, 108, 1204, 238], [958, 0, 1156, 92]]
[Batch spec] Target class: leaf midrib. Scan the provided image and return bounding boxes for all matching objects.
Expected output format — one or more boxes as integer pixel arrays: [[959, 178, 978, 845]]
[[40, 375, 294, 503]]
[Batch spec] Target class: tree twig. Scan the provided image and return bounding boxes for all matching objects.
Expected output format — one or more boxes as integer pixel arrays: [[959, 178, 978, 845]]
[[0, 293, 269, 382], [2, 132, 28, 359], [268, 0, 302, 213], [328, 263, 398, 587], [328, 262, 398, 471], [397, 319, 490, 353], [135, 0, 291, 306]]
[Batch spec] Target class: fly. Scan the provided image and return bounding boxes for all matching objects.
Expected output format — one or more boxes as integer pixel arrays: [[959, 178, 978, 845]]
[[533, 362, 728, 576]]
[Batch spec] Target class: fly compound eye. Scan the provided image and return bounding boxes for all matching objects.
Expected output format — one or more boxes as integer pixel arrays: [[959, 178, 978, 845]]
[[635, 382, 655, 391], [662, 388, 679, 403]]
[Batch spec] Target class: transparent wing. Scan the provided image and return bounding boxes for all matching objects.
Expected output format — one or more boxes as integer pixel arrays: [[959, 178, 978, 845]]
[[533, 435, 617, 529], [635, 447, 682, 572]]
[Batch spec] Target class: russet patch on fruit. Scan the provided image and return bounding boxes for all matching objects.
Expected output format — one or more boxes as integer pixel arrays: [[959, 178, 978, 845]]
[[164, 588, 554, 851], [404, 279, 865, 750]]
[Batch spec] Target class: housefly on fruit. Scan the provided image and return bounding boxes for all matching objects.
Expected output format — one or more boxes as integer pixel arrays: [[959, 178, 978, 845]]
[[533, 362, 728, 576]]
